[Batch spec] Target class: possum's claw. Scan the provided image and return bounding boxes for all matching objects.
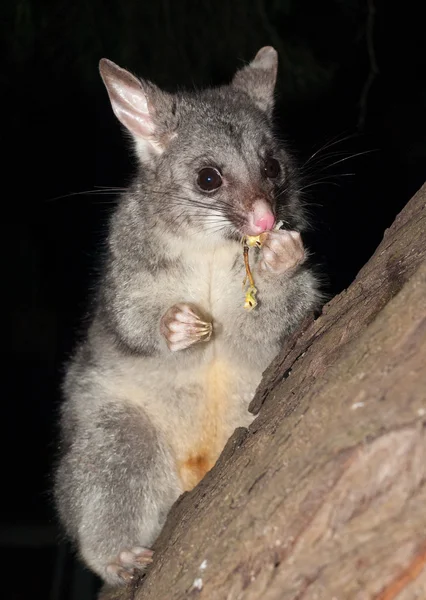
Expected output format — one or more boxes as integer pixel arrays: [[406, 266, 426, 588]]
[[106, 546, 154, 583], [161, 303, 213, 351]]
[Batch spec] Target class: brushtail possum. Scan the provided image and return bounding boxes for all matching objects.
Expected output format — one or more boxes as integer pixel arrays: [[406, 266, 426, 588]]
[[54, 46, 321, 585]]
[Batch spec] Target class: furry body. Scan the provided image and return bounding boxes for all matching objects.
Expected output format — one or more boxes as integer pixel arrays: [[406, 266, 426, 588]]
[[54, 47, 321, 584]]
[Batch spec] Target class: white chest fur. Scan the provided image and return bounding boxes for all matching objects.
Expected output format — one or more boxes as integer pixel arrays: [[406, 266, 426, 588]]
[[176, 239, 243, 318]]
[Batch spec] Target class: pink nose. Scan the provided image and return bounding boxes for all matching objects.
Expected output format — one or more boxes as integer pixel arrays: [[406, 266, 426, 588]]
[[246, 200, 275, 235], [254, 213, 275, 232]]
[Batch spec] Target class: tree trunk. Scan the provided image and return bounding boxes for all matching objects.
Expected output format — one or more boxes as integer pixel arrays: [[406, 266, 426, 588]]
[[100, 183, 426, 600]]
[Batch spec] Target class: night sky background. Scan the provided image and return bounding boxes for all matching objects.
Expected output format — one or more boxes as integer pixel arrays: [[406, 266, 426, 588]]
[[2, 0, 426, 598]]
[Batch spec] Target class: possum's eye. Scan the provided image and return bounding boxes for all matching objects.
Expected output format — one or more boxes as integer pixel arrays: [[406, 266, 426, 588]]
[[264, 157, 280, 179], [197, 167, 223, 192]]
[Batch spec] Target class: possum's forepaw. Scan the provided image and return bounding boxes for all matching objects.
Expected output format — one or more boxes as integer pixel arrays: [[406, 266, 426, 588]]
[[106, 546, 154, 583], [160, 303, 213, 352], [258, 230, 305, 275]]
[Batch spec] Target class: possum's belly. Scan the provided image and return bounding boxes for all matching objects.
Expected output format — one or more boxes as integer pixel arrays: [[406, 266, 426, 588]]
[[173, 357, 257, 491], [106, 352, 261, 491]]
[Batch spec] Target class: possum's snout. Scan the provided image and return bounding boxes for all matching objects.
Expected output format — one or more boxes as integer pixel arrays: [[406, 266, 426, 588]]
[[244, 199, 275, 236]]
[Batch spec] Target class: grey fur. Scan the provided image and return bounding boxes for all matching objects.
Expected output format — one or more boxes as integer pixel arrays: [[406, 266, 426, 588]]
[[54, 47, 322, 585]]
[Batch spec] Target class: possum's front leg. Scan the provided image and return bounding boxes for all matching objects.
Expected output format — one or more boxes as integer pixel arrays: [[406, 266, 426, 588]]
[[258, 229, 306, 275], [251, 229, 319, 337], [229, 230, 320, 353]]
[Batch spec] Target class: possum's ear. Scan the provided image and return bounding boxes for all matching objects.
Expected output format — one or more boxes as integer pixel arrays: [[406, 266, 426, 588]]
[[232, 46, 278, 116], [99, 58, 176, 162]]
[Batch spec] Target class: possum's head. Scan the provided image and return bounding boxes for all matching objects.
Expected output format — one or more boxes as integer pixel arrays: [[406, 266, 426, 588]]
[[99, 47, 305, 242]]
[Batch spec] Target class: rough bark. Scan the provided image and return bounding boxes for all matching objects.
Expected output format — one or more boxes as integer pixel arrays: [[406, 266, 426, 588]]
[[100, 183, 426, 600]]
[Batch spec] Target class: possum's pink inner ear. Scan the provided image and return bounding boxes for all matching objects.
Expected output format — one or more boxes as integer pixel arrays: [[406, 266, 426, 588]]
[[232, 46, 278, 116], [99, 58, 155, 141]]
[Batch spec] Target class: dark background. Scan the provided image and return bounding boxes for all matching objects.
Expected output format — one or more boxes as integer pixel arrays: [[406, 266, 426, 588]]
[[2, 0, 425, 598]]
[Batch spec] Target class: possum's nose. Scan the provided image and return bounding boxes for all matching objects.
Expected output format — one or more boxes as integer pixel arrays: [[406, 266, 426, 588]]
[[255, 213, 275, 231], [246, 200, 275, 235]]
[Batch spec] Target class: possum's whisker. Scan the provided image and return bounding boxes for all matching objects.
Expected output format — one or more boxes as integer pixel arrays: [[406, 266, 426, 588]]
[[301, 149, 376, 181], [298, 173, 356, 191], [317, 149, 376, 171], [299, 180, 340, 192], [150, 189, 237, 214], [302, 132, 357, 167], [45, 187, 126, 203], [301, 152, 358, 175]]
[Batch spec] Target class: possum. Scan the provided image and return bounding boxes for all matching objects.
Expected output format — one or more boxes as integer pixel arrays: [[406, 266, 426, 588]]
[[54, 46, 321, 585]]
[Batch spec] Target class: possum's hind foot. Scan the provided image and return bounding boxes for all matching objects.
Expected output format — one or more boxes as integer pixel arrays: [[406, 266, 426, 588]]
[[106, 546, 154, 582]]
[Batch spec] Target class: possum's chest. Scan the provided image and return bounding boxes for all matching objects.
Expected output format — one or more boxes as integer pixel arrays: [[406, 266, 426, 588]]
[[178, 242, 244, 320]]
